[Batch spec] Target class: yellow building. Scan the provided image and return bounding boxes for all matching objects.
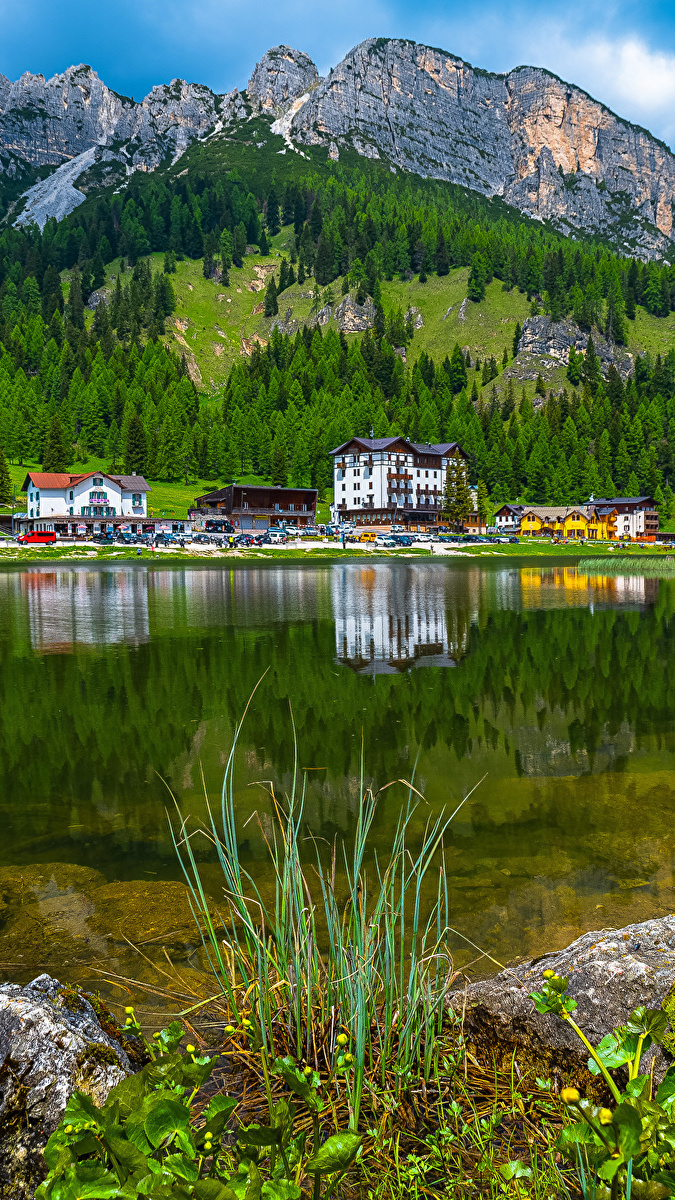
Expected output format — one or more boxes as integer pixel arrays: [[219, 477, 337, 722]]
[[520, 505, 618, 540]]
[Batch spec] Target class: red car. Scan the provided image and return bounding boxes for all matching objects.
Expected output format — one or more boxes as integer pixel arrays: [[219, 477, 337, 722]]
[[17, 531, 57, 544]]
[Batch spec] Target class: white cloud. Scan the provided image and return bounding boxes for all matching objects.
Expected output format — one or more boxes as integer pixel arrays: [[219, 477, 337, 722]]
[[541, 33, 675, 142]]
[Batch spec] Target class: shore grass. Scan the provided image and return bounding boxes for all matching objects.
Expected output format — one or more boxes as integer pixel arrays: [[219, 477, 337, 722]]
[[157, 698, 574, 1198]]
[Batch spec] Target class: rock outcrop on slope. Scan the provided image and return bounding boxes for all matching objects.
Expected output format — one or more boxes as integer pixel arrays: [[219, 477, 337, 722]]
[[0, 974, 134, 1199], [451, 914, 675, 1093], [247, 46, 320, 115], [287, 38, 675, 255]]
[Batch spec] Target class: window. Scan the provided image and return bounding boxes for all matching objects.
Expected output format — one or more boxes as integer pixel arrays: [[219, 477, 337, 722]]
[[243, 502, 249, 509], [302, 504, 307, 511], [69, 491, 74, 501], [289, 504, 295, 511], [69, 507, 73, 517], [93, 477, 103, 486], [342, 484, 346, 492], [434, 472, 437, 478], [417, 470, 420, 477], [275, 502, 280, 510], [132, 493, 141, 505], [425, 471, 429, 478]]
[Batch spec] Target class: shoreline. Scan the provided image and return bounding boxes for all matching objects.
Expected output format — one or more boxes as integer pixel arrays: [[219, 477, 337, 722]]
[[0, 541, 669, 567]]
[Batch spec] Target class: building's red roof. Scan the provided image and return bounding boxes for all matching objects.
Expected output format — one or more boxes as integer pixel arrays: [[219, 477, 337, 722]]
[[22, 471, 151, 492]]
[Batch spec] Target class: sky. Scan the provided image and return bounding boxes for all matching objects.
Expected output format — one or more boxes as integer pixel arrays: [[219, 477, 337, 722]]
[[2, 0, 675, 147]]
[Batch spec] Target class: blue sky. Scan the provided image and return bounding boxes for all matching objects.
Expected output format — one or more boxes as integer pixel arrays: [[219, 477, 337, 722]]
[[2, 0, 675, 146]]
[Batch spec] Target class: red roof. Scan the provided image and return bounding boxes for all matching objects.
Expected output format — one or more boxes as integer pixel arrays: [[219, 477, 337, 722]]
[[22, 471, 150, 492]]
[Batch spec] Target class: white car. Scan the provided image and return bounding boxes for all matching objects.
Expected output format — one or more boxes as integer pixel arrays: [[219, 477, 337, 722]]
[[267, 530, 287, 544], [414, 533, 432, 543]]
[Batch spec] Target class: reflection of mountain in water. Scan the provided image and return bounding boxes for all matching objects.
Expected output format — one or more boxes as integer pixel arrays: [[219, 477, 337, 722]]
[[21, 567, 150, 652], [332, 563, 473, 673]]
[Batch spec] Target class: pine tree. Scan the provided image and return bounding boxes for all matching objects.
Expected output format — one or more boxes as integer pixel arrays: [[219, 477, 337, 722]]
[[0, 444, 12, 506], [106, 419, 122, 471], [180, 427, 198, 484], [443, 454, 472, 529], [124, 412, 148, 475], [270, 439, 288, 487], [264, 276, 279, 317], [477, 478, 489, 529], [512, 322, 522, 357], [42, 414, 71, 472]]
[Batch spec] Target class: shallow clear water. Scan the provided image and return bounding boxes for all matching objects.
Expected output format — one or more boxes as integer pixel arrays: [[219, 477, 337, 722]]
[[1, 559, 674, 1006]]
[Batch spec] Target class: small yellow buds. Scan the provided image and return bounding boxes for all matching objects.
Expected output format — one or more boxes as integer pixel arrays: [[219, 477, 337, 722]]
[[152, 1032, 161, 1039], [344, 1053, 354, 1064], [542, 970, 555, 980], [186, 1044, 196, 1054], [241, 1019, 252, 1028], [125, 1018, 133, 1026], [65, 1125, 73, 1133], [561, 1087, 581, 1105], [303, 1065, 313, 1077], [336, 1033, 349, 1047], [599, 1108, 613, 1125], [124, 1006, 135, 1014], [224, 1025, 236, 1035]]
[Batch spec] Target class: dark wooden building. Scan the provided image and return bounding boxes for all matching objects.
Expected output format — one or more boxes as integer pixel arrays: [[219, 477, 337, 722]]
[[191, 485, 318, 530]]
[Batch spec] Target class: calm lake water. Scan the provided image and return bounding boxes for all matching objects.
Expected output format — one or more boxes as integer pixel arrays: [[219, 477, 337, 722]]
[[1, 559, 674, 1008]]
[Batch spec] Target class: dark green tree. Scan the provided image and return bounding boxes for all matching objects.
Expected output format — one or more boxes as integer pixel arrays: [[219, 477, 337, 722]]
[[124, 413, 148, 476], [42, 414, 71, 472]]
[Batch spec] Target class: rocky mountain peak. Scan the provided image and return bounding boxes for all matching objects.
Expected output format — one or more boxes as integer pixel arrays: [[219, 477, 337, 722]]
[[247, 46, 320, 115]]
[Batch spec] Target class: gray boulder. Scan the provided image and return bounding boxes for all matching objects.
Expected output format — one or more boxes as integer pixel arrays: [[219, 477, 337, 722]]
[[333, 293, 376, 333], [0, 974, 133, 1199], [452, 914, 675, 1096]]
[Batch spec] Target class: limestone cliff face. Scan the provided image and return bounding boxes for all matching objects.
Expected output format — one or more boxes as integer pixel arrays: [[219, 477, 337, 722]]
[[0, 64, 241, 178], [247, 47, 320, 116], [289, 39, 675, 254]]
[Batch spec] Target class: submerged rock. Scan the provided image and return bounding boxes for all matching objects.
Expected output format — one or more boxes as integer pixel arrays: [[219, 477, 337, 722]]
[[452, 914, 675, 1094], [0, 974, 134, 1199]]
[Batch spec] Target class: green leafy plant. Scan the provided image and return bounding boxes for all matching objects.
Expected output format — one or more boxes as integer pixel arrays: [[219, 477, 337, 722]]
[[37, 1009, 361, 1200], [530, 970, 675, 1199]]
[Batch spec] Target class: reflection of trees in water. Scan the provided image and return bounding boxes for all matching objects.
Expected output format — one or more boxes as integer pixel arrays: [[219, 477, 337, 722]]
[[0, 566, 674, 875]]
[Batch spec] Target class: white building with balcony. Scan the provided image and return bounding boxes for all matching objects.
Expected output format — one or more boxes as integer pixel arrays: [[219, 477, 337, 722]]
[[18, 471, 153, 535], [329, 436, 468, 526]]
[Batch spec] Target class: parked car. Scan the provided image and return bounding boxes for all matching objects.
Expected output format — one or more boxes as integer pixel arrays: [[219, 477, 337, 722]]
[[92, 533, 114, 545], [17, 530, 57, 544], [377, 536, 398, 548], [508, 536, 519, 544], [267, 529, 287, 544], [414, 533, 432, 543], [392, 534, 414, 546], [192, 533, 216, 545], [205, 520, 235, 533]]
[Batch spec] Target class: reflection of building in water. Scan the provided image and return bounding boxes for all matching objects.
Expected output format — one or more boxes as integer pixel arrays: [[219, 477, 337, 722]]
[[520, 567, 657, 609], [146, 565, 333, 629], [22, 567, 150, 652], [332, 563, 471, 673]]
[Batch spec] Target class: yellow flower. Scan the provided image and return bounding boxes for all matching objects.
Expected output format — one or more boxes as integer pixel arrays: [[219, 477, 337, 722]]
[[344, 1053, 354, 1064], [186, 1044, 196, 1054], [124, 1006, 135, 1014], [336, 1033, 349, 1047], [542, 970, 555, 980], [561, 1087, 580, 1104], [599, 1109, 613, 1125], [224, 1025, 236, 1035], [241, 1019, 252, 1028]]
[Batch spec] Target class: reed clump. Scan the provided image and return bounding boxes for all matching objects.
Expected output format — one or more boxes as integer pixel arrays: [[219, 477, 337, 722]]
[[161, 697, 570, 1196], [581, 556, 675, 576]]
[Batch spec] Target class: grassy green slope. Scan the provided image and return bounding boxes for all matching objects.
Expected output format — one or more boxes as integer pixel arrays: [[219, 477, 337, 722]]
[[112, 243, 675, 396]]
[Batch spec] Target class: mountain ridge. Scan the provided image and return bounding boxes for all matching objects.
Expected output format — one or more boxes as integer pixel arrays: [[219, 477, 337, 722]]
[[3, 39, 675, 257]]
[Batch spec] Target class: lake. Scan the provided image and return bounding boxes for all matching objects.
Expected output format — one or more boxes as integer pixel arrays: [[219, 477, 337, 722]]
[[1, 559, 674, 1009]]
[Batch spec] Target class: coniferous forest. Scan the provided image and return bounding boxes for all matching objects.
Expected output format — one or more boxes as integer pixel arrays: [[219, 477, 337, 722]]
[[1, 157, 675, 511]]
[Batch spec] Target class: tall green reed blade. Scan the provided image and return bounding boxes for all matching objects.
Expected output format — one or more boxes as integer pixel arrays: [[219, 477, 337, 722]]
[[169, 680, 482, 1130]]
